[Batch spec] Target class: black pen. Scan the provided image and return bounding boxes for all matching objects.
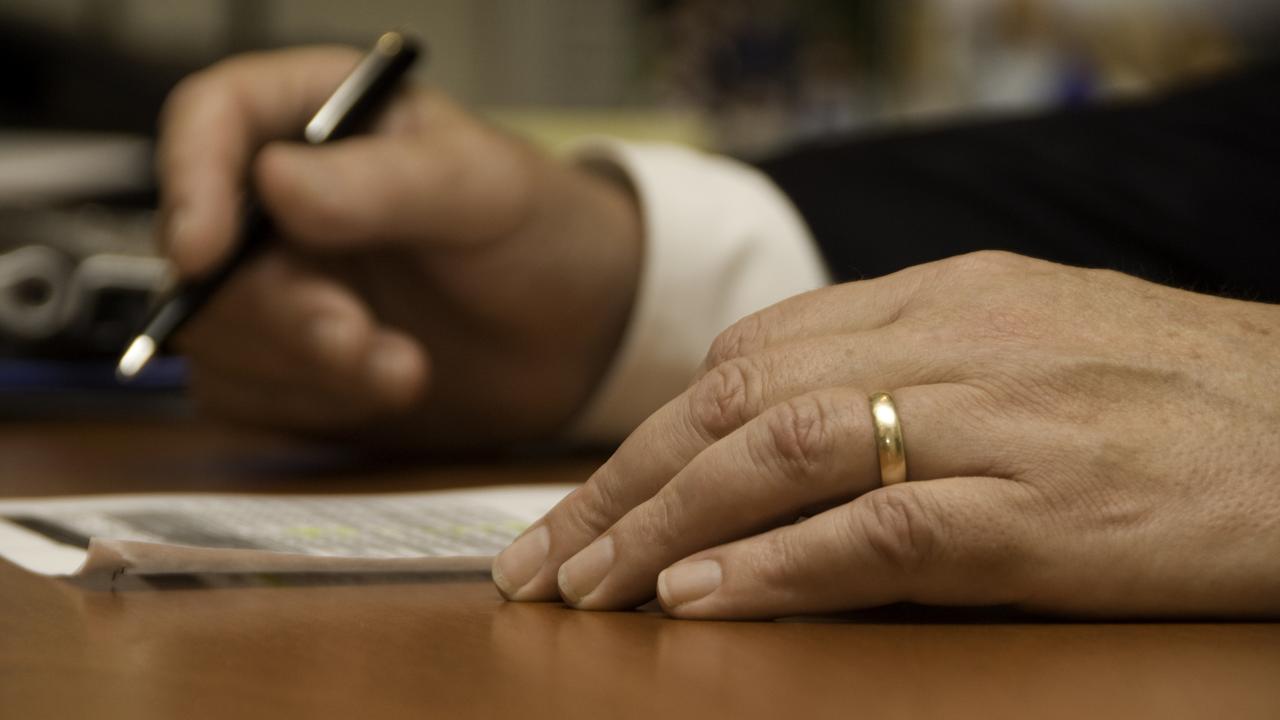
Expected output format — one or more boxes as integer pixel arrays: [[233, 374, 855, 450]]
[[116, 31, 422, 381]]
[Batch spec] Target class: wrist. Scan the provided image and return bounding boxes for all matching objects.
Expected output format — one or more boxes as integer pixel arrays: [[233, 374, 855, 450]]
[[528, 158, 643, 438], [573, 161, 644, 399]]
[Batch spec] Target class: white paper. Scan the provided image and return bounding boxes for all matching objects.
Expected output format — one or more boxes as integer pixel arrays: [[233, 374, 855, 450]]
[[0, 484, 575, 578]]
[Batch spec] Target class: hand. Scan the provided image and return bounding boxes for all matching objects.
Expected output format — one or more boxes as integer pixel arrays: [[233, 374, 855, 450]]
[[159, 47, 641, 446], [493, 251, 1280, 618]]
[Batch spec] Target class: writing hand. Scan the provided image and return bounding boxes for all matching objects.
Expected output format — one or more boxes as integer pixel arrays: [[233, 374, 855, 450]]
[[157, 47, 641, 446]]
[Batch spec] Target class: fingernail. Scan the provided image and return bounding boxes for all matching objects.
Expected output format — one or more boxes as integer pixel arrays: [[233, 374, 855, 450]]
[[367, 342, 419, 398], [658, 560, 721, 609], [558, 536, 614, 606], [492, 525, 549, 599], [309, 316, 358, 363]]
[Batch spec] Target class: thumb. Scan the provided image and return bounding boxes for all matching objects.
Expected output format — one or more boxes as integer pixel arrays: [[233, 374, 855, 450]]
[[253, 136, 427, 249], [657, 478, 1039, 620], [253, 129, 535, 251]]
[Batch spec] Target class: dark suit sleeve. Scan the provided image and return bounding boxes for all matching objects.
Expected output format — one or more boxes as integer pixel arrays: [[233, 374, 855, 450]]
[[757, 61, 1280, 302]]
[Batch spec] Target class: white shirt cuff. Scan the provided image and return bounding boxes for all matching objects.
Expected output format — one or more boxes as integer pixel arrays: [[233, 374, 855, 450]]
[[567, 140, 831, 443]]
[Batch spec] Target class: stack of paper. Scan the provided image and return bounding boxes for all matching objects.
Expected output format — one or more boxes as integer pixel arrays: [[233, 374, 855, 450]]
[[0, 485, 574, 586]]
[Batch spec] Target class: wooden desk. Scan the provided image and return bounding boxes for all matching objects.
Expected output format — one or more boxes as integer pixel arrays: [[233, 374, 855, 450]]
[[2, 419, 1278, 719]]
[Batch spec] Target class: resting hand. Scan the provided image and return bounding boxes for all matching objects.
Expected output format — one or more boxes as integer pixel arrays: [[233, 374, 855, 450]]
[[159, 47, 640, 446], [494, 251, 1280, 618]]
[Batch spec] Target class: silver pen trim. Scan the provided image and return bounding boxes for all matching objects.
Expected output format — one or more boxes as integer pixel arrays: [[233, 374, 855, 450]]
[[115, 335, 156, 381]]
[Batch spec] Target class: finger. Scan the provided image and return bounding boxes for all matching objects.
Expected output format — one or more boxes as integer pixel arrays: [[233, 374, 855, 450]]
[[176, 252, 370, 381], [252, 109, 537, 250], [658, 477, 1041, 619], [361, 329, 431, 411], [187, 321, 426, 427], [492, 325, 957, 602], [556, 384, 1005, 610], [189, 330, 426, 416], [156, 47, 363, 275], [176, 252, 429, 411]]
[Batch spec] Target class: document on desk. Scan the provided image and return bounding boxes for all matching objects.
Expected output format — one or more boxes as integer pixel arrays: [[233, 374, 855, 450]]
[[0, 484, 574, 584]]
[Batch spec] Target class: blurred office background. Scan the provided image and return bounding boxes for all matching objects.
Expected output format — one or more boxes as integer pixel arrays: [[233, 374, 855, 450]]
[[4, 0, 1278, 147], [0, 0, 1276, 405]]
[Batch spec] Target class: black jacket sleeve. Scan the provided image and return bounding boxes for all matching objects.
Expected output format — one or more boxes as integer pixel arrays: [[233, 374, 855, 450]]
[[757, 61, 1280, 302]]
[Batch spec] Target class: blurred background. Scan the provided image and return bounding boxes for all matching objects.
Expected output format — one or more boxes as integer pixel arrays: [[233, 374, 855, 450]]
[[0, 0, 1276, 411]]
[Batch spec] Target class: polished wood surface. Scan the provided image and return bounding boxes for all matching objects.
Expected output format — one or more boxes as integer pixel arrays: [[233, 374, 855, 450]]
[[2, 418, 1279, 719]]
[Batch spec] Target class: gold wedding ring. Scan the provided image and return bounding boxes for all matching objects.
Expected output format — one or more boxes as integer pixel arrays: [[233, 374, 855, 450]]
[[869, 392, 907, 486]]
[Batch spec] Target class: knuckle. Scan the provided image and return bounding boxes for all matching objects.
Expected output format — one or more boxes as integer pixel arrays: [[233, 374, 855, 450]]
[[939, 250, 1030, 282], [1082, 265, 1140, 291], [759, 394, 832, 475], [704, 313, 768, 369], [629, 491, 682, 550], [690, 357, 766, 439], [752, 529, 809, 591], [561, 475, 623, 538], [963, 249, 1025, 270], [156, 74, 212, 173], [162, 71, 210, 117], [164, 62, 245, 128], [853, 488, 938, 575]]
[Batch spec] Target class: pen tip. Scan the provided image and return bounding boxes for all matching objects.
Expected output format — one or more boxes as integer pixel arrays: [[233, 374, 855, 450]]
[[116, 335, 157, 383]]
